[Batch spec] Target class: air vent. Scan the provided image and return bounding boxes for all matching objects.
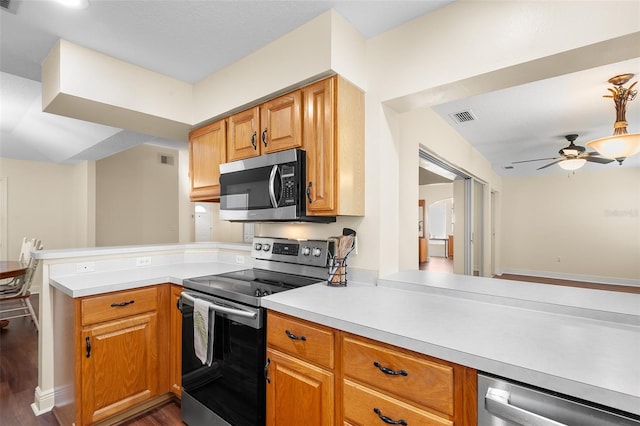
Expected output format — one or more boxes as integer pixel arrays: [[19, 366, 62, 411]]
[[449, 110, 476, 124], [160, 154, 175, 165], [1, 0, 19, 13]]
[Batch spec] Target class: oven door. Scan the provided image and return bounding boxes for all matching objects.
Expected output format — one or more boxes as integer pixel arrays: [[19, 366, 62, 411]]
[[180, 291, 266, 426], [219, 149, 303, 221]]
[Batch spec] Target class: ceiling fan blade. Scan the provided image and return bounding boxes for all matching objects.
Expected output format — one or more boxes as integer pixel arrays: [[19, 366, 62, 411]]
[[512, 157, 559, 165], [585, 156, 614, 164], [536, 159, 563, 170]]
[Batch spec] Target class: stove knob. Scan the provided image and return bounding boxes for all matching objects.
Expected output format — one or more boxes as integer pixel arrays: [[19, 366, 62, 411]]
[[262, 290, 270, 296], [302, 246, 311, 256], [254, 289, 262, 297], [262, 243, 271, 252], [254, 243, 262, 251], [313, 247, 322, 257]]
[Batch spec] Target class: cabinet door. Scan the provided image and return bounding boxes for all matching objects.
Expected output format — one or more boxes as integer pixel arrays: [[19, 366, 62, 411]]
[[227, 106, 260, 161], [169, 285, 182, 398], [81, 313, 158, 425], [304, 77, 336, 214], [266, 348, 334, 426], [260, 90, 302, 154], [189, 119, 226, 201]]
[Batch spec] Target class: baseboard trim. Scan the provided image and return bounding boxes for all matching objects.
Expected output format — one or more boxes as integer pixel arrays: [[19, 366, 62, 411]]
[[31, 386, 55, 415], [500, 268, 640, 288]]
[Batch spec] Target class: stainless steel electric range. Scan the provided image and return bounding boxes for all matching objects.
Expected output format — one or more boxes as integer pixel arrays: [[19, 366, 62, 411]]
[[179, 237, 332, 426]]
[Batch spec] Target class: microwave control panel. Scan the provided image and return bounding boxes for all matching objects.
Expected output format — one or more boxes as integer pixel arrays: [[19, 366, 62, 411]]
[[281, 165, 296, 205]]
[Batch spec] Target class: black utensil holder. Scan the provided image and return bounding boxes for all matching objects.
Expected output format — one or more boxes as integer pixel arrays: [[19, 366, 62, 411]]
[[327, 257, 347, 287]]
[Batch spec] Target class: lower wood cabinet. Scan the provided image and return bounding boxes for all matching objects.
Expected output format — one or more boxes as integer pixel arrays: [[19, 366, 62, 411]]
[[342, 334, 476, 426], [265, 311, 336, 426], [53, 284, 174, 426], [266, 311, 477, 426], [265, 348, 335, 426], [80, 312, 159, 424]]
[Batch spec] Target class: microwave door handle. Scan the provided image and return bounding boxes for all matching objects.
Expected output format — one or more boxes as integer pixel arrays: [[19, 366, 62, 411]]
[[268, 165, 279, 208]]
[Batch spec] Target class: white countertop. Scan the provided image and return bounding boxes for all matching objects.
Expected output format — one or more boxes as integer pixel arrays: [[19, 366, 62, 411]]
[[261, 273, 640, 416], [49, 262, 248, 297]]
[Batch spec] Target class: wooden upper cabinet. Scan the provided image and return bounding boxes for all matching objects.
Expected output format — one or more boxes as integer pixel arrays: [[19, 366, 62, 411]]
[[227, 106, 260, 162], [228, 91, 303, 162], [260, 90, 303, 154], [189, 119, 226, 201], [188, 75, 364, 214], [304, 76, 364, 216], [304, 77, 336, 214]]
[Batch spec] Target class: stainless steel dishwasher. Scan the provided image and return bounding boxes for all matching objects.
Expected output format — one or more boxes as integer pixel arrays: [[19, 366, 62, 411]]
[[478, 373, 640, 425]]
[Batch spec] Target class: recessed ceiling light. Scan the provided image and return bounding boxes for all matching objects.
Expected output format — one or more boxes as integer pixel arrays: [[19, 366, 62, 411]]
[[53, 0, 88, 9]]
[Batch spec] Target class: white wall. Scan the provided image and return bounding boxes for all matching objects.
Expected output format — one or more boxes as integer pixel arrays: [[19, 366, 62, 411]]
[[0, 158, 94, 292], [501, 167, 640, 284], [29, 1, 640, 279], [96, 144, 179, 246]]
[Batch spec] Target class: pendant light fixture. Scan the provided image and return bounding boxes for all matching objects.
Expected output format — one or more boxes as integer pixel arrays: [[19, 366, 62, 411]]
[[586, 74, 640, 164]]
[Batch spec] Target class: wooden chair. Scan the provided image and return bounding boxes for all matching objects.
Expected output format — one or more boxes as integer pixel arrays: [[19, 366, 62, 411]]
[[0, 238, 43, 331]]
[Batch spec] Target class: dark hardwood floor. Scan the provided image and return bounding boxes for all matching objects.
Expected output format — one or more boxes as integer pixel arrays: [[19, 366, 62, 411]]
[[0, 294, 183, 426]]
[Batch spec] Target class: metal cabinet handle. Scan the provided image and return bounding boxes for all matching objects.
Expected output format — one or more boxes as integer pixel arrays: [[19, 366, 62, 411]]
[[373, 361, 408, 376], [306, 181, 313, 203], [264, 358, 271, 384], [373, 408, 407, 425], [110, 300, 134, 307], [261, 128, 268, 147], [251, 131, 257, 149], [485, 387, 567, 426], [85, 337, 91, 358], [285, 329, 306, 341]]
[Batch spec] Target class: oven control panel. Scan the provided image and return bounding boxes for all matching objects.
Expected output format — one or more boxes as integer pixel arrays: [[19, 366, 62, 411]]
[[252, 237, 331, 267]]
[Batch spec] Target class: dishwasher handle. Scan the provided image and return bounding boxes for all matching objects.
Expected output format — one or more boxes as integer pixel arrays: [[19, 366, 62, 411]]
[[485, 387, 568, 426]]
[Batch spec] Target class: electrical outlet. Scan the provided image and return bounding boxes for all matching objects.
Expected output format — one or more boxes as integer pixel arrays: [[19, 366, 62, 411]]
[[76, 262, 95, 273], [236, 255, 245, 264], [556, 257, 561, 263], [136, 257, 152, 267]]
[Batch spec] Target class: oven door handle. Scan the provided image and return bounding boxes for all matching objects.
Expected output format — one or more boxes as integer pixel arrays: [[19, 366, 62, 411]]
[[181, 292, 257, 319]]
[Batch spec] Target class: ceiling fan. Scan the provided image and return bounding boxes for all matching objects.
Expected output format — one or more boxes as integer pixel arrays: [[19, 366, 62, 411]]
[[512, 134, 615, 170]]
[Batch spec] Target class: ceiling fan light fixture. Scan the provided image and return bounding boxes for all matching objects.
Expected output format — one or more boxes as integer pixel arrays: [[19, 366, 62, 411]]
[[558, 158, 586, 171], [586, 73, 639, 164]]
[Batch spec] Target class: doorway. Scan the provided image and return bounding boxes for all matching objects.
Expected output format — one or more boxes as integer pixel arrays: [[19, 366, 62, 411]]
[[419, 148, 485, 276]]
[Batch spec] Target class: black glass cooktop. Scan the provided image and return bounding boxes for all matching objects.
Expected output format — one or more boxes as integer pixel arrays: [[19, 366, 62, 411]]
[[183, 269, 322, 307]]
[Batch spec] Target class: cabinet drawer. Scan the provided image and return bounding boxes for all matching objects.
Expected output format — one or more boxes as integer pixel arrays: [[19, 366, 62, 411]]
[[343, 379, 452, 426], [267, 311, 334, 369], [81, 287, 158, 326], [343, 335, 454, 416]]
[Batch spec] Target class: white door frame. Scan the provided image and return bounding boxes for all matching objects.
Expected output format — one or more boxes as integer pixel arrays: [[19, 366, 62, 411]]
[[0, 177, 7, 260]]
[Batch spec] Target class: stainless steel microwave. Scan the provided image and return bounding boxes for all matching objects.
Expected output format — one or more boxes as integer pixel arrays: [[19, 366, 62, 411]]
[[219, 149, 335, 223]]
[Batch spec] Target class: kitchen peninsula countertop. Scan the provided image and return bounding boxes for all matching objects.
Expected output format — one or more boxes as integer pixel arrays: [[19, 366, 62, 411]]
[[261, 271, 640, 416], [39, 241, 252, 298]]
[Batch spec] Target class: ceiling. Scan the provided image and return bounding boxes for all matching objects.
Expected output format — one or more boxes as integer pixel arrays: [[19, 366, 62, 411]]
[[1, 0, 639, 175]]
